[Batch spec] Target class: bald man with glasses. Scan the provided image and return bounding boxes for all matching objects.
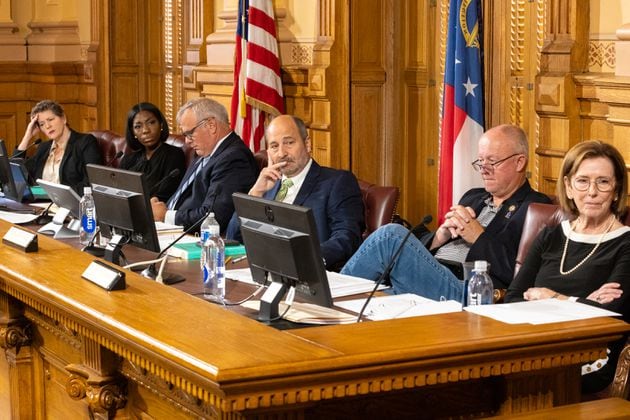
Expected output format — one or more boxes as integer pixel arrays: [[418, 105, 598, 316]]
[[341, 124, 552, 301]]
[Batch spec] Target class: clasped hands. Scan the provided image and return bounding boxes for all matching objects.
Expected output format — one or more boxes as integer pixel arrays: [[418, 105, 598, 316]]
[[433, 205, 484, 248], [523, 282, 622, 305]]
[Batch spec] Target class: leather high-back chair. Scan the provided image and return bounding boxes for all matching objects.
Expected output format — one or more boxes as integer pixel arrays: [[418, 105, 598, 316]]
[[514, 203, 570, 276], [357, 179, 399, 239], [89, 130, 129, 168], [166, 134, 195, 169]]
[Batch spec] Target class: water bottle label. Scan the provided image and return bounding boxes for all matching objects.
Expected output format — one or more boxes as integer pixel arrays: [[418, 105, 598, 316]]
[[81, 211, 96, 233], [469, 293, 480, 306]]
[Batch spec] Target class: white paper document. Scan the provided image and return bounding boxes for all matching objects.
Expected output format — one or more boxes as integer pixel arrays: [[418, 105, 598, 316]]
[[225, 268, 387, 298], [464, 299, 621, 325], [335, 293, 463, 320], [0, 210, 39, 224], [157, 230, 198, 253], [155, 221, 184, 233], [241, 300, 356, 324]]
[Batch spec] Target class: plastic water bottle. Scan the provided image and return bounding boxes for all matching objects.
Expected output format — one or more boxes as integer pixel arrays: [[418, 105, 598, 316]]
[[79, 187, 97, 245], [201, 213, 225, 301], [467, 260, 494, 306]]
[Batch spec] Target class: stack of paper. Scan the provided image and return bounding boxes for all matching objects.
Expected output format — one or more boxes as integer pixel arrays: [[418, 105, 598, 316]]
[[241, 300, 356, 324], [335, 294, 462, 320], [464, 299, 621, 324]]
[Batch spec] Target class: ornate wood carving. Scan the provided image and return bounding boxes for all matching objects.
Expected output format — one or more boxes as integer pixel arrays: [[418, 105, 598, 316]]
[[121, 359, 219, 418], [0, 320, 31, 353], [66, 364, 127, 419], [609, 341, 630, 400]]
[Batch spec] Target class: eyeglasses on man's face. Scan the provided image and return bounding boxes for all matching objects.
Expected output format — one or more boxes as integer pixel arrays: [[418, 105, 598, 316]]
[[182, 118, 209, 140], [571, 176, 615, 192], [471, 153, 521, 173]]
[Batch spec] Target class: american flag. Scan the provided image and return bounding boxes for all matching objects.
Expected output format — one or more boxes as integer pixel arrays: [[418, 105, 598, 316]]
[[230, 0, 285, 152], [438, 0, 484, 222]]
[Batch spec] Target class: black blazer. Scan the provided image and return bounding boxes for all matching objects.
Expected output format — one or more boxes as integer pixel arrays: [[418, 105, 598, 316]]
[[171, 132, 259, 232], [427, 180, 551, 289], [460, 180, 551, 289], [120, 142, 186, 202], [15, 129, 103, 194]]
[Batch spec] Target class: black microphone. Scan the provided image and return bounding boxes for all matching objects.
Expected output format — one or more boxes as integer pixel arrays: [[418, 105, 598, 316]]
[[149, 168, 181, 197], [141, 185, 223, 285], [35, 201, 55, 225], [81, 226, 104, 257], [11, 139, 42, 159], [356, 215, 433, 322], [105, 150, 124, 166]]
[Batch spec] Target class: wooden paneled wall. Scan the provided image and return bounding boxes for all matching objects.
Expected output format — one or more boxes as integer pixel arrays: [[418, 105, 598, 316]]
[[1, 0, 630, 221]]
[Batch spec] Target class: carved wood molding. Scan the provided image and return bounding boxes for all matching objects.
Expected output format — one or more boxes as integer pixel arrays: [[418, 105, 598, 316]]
[[610, 342, 630, 400], [66, 363, 127, 418], [24, 306, 81, 349], [0, 319, 31, 353], [121, 359, 219, 418]]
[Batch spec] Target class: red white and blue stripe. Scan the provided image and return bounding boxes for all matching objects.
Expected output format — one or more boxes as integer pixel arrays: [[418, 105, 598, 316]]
[[230, 0, 285, 152], [438, 0, 485, 222]]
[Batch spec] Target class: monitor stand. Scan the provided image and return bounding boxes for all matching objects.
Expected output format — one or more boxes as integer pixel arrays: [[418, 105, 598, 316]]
[[37, 207, 80, 239], [259, 281, 289, 322]]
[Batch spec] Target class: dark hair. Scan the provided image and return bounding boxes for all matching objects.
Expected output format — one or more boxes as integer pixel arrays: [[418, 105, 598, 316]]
[[291, 116, 309, 141], [556, 140, 628, 218], [125, 102, 170, 150], [31, 100, 66, 119]]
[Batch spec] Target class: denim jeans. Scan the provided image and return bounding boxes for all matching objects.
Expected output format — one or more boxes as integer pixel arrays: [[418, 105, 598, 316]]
[[341, 224, 465, 302]]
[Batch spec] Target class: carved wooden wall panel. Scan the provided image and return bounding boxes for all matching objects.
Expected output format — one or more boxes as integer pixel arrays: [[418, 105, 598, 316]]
[[400, 0, 438, 225], [350, 0, 391, 185]]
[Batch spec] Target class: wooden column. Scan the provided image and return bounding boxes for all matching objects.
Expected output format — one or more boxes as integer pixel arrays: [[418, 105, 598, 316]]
[[535, 0, 589, 195], [0, 293, 34, 419], [0, 1, 26, 61]]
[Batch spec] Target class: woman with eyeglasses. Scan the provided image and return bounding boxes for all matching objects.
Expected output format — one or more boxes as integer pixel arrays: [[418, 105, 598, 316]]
[[15, 99, 103, 194], [506, 140, 630, 394], [120, 102, 185, 201]]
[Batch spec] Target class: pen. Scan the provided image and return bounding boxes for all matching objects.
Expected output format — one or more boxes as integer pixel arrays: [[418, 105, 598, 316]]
[[225, 256, 232, 264], [231, 255, 247, 264]]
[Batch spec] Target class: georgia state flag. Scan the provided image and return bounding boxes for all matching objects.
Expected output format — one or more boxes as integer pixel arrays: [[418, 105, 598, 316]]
[[438, 0, 484, 222]]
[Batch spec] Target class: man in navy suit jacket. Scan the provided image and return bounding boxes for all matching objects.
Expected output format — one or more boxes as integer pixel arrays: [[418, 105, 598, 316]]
[[227, 115, 365, 269], [151, 98, 258, 233]]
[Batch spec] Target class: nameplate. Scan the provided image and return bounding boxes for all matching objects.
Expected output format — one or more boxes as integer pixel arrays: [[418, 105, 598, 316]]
[[2, 227, 38, 252], [82, 261, 126, 291]]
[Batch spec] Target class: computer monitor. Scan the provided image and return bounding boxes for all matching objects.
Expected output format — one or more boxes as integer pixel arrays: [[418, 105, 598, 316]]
[[232, 192, 333, 322], [86, 164, 160, 265], [37, 179, 82, 238], [0, 139, 21, 201]]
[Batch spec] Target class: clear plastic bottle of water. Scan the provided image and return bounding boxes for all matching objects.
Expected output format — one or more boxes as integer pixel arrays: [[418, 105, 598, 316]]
[[467, 260, 494, 306], [200, 213, 225, 301], [79, 186, 97, 245]]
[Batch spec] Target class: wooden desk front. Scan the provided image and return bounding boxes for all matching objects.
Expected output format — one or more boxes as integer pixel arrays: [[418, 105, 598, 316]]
[[0, 220, 627, 419]]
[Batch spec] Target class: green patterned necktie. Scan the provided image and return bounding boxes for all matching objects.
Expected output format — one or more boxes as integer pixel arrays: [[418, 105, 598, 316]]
[[274, 178, 294, 202]]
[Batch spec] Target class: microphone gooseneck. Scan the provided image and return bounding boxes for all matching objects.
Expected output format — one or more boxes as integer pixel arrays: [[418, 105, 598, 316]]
[[105, 150, 124, 166], [356, 215, 433, 322], [149, 168, 181, 197], [11, 138, 42, 159]]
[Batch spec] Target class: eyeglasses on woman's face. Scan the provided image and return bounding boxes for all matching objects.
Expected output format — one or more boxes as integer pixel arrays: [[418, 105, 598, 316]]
[[571, 176, 615, 192]]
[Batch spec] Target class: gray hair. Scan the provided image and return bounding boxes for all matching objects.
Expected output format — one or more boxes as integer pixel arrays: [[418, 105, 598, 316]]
[[176, 97, 229, 126]]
